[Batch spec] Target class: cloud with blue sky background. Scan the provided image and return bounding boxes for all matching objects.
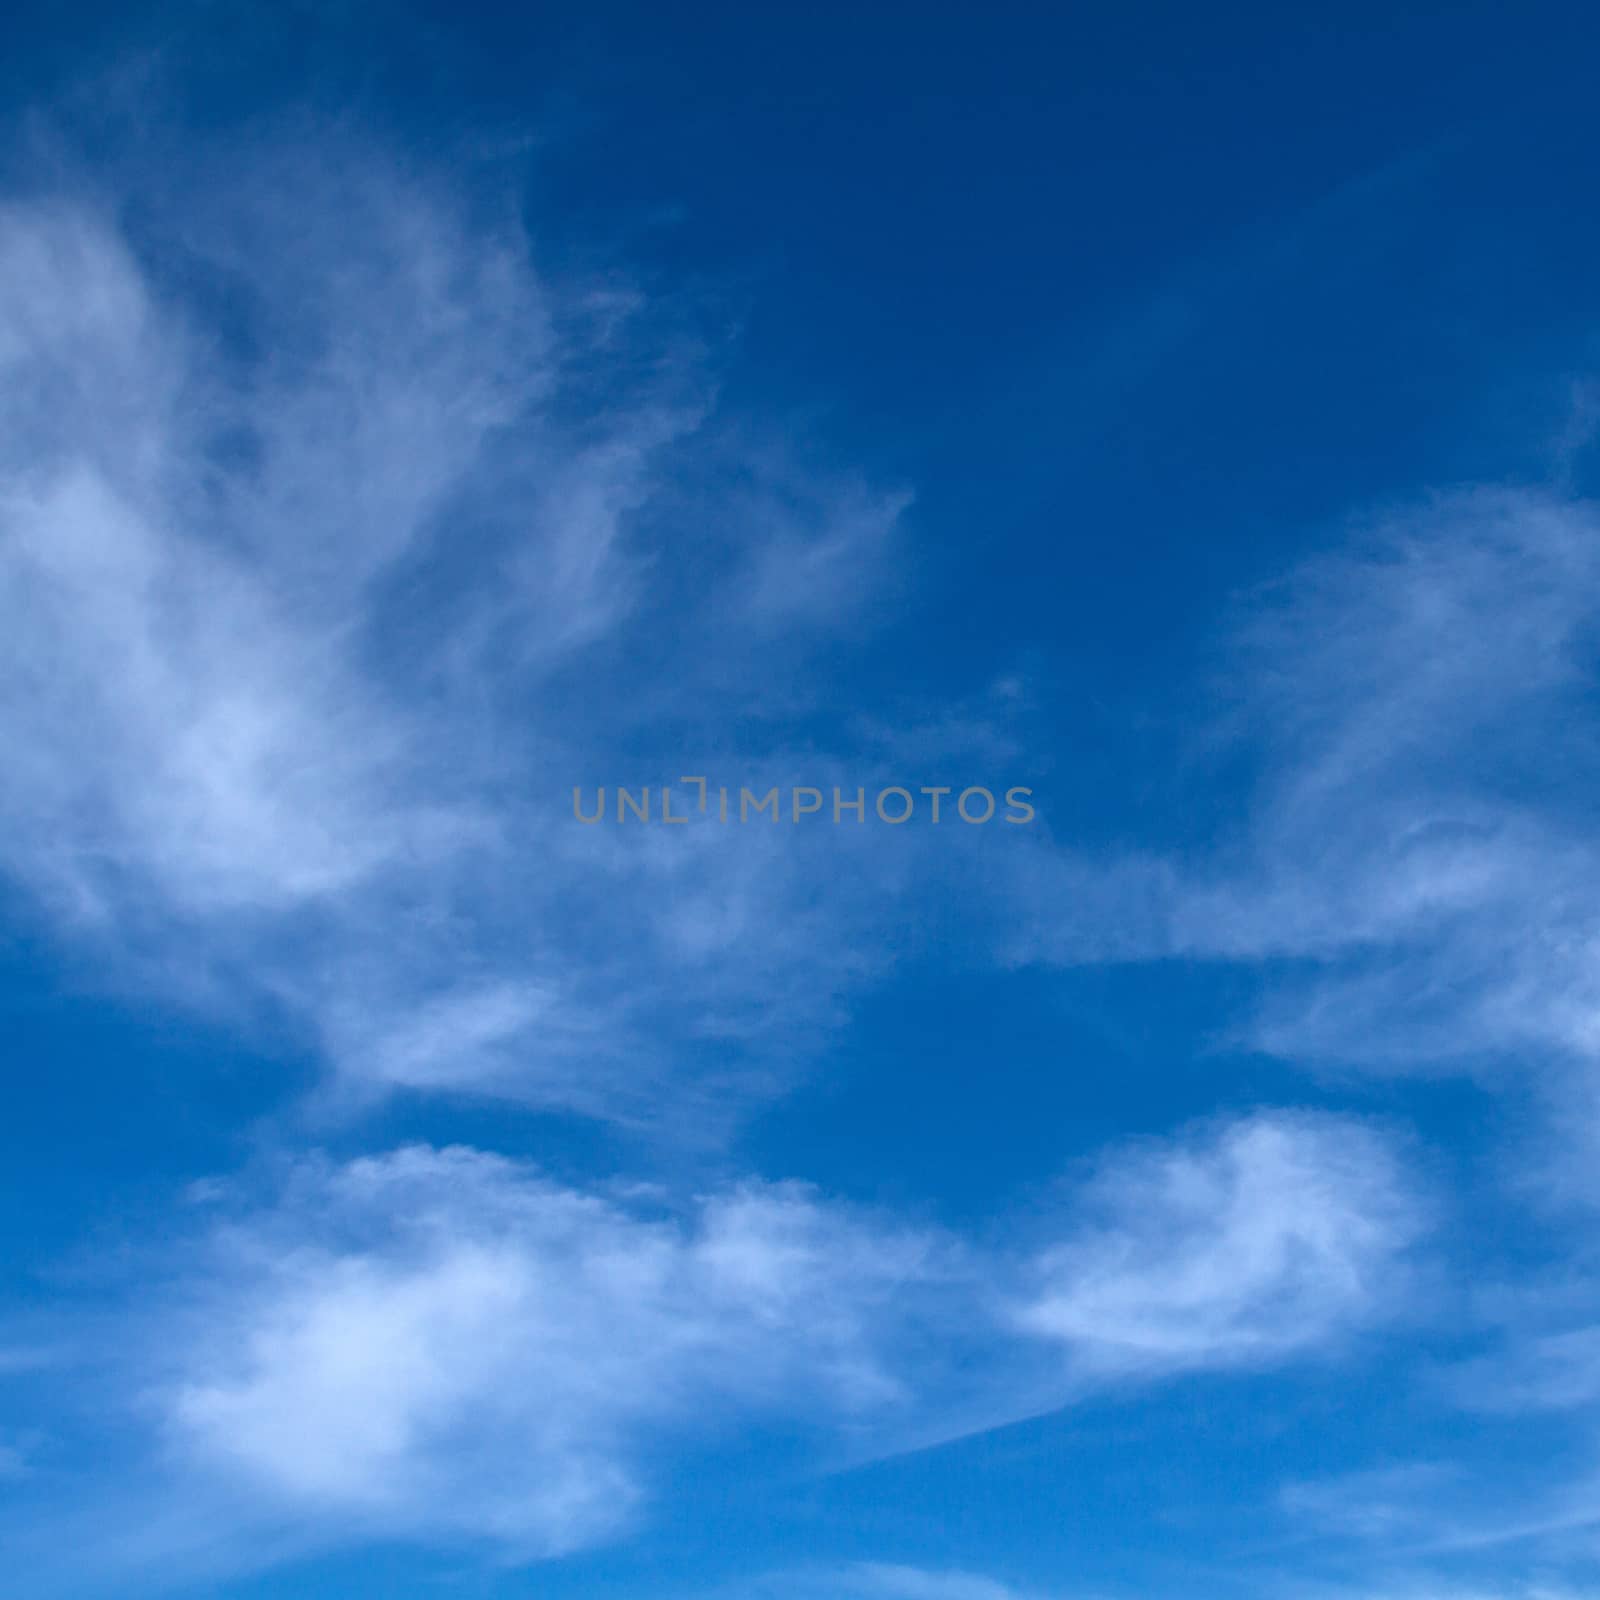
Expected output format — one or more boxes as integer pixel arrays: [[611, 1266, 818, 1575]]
[[5, 6, 1600, 1599]]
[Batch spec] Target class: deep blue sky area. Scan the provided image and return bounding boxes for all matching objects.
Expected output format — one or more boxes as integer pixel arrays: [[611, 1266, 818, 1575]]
[[12, 5, 1598, 689], [3, 6, 1600, 1599]]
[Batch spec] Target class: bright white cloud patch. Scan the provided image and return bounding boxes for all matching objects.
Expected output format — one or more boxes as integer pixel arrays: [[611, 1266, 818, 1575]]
[[1013, 1113, 1422, 1374], [163, 1146, 945, 1553]]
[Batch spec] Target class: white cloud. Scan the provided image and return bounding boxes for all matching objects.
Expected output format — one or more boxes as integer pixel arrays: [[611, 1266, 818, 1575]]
[[1012, 1112, 1424, 1375], [0, 458, 437, 920], [160, 1146, 946, 1554], [1197, 490, 1600, 1076], [0, 125, 922, 1115], [1003, 486, 1600, 1168], [109, 1107, 1426, 1569]]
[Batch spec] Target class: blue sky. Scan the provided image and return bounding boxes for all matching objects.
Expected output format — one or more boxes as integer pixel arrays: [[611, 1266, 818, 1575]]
[[4, 4, 1600, 1597]]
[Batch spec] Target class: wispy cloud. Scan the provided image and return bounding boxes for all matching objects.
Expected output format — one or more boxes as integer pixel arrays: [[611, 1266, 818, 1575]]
[[1282, 1581, 1591, 1600], [742, 1562, 1091, 1600], [1497, 1335, 1600, 1419], [1279, 1461, 1470, 1542], [0, 118, 928, 1121], [1011, 485, 1600, 1106]]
